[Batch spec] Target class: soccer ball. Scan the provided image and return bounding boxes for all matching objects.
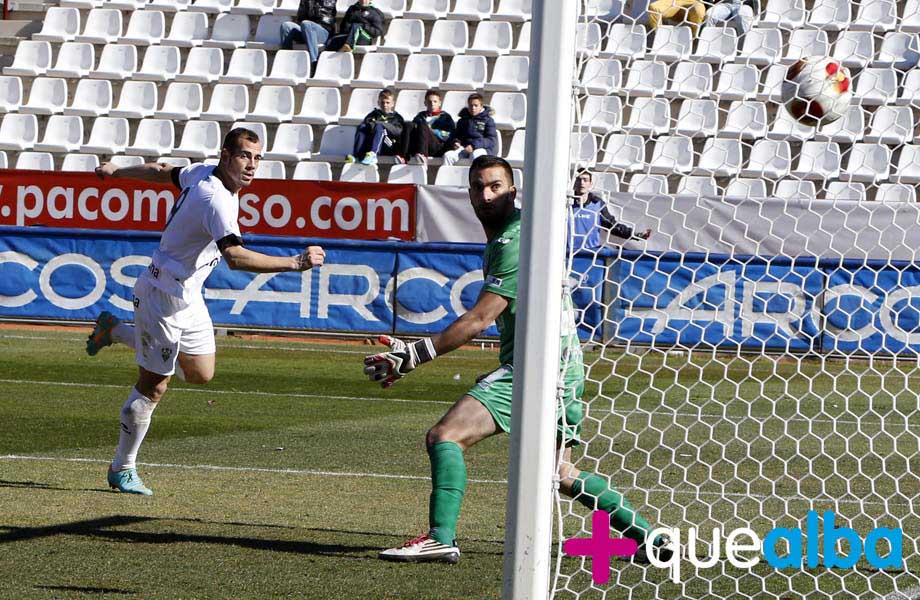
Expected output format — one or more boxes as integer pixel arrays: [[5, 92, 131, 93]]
[[781, 56, 852, 126]]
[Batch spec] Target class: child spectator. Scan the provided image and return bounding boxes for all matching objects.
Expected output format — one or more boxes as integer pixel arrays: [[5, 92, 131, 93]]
[[443, 93, 497, 166], [347, 88, 406, 166], [400, 89, 455, 165]]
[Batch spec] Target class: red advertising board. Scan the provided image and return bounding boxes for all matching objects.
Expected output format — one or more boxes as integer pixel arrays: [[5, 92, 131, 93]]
[[0, 170, 417, 240]]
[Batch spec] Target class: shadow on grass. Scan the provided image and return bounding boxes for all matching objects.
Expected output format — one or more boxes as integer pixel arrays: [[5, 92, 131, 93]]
[[34, 585, 136, 595], [0, 479, 112, 494], [0, 515, 504, 558]]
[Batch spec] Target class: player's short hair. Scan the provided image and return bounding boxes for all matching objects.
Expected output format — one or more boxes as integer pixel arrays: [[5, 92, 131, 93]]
[[378, 88, 396, 101], [467, 92, 484, 105], [470, 155, 514, 187], [576, 169, 593, 182], [424, 88, 442, 100], [222, 127, 260, 154]]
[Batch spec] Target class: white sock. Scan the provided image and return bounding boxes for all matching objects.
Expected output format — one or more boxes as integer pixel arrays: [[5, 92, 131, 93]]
[[111, 323, 136, 350], [111, 388, 157, 471]]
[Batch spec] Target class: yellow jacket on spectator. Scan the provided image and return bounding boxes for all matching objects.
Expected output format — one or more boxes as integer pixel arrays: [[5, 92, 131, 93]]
[[648, 0, 706, 36]]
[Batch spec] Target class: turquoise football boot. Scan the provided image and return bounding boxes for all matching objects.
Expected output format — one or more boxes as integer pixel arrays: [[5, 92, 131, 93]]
[[107, 467, 153, 496], [86, 311, 121, 356]]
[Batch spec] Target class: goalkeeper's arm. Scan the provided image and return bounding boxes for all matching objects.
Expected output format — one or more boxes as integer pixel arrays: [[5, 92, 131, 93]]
[[431, 291, 509, 356]]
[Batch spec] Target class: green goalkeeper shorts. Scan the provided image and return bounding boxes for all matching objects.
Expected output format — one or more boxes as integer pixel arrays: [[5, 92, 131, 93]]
[[467, 361, 585, 445]]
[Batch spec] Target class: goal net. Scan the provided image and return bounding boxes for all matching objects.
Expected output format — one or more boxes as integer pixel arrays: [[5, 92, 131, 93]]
[[549, 0, 920, 597]]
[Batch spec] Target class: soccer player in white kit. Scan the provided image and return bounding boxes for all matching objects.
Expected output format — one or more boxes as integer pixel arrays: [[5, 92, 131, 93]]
[[88, 128, 326, 495]]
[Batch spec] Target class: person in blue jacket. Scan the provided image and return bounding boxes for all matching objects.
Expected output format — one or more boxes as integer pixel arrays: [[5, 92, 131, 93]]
[[443, 93, 498, 166], [570, 170, 651, 252]]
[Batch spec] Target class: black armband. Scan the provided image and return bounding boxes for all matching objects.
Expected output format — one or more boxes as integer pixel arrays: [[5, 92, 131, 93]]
[[216, 234, 244, 252]]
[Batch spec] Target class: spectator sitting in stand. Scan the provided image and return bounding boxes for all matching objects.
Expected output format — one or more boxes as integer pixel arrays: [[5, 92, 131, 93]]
[[325, 0, 385, 53], [346, 88, 406, 166], [443, 93, 498, 167], [400, 89, 456, 166], [648, 0, 707, 37], [705, 0, 757, 36], [279, 0, 337, 66]]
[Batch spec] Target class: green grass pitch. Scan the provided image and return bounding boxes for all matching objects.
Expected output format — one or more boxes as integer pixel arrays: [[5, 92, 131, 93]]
[[0, 326, 917, 599]]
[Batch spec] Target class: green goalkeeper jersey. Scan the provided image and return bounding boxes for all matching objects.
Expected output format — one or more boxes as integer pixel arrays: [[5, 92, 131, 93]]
[[481, 209, 582, 368]]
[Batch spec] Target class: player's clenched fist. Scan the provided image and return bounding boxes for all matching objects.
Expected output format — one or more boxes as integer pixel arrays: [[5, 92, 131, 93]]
[[364, 335, 437, 388], [295, 246, 325, 270]]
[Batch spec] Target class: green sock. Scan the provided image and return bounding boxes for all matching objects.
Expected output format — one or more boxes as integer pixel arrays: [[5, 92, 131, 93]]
[[572, 472, 653, 543], [427, 441, 466, 546]]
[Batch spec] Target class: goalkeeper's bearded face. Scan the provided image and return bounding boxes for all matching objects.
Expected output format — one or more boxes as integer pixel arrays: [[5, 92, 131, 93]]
[[469, 165, 517, 229]]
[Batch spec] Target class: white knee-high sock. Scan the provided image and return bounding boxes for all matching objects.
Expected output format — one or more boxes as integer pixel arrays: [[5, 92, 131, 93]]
[[111, 323, 136, 350], [111, 388, 157, 471]]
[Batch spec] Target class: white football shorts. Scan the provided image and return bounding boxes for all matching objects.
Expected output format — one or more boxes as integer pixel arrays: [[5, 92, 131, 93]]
[[132, 275, 216, 376]]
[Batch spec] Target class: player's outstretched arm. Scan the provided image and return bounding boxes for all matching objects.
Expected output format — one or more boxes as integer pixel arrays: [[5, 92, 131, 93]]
[[364, 291, 509, 388], [221, 243, 325, 273], [95, 161, 175, 185]]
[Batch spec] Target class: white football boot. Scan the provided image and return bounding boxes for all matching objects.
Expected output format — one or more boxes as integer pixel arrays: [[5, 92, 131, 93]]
[[379, 534, 460, 564]]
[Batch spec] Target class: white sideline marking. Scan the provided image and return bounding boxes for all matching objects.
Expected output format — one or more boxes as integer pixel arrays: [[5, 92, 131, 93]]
[[0, 455, 911, 508], [3, 376, 918, 431], [878, 586, 920, 600], [0, 378, 453, 406]]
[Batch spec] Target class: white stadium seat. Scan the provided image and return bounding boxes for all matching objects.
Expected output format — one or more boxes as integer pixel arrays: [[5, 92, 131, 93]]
[[504, 128, 525, 167], [825, 181, 866, 201], [694, 138, 742, 177], [127, 118, 175, 155], [353, 53, 399, 88], [650, 25, 692, 62], [601, 23, 645, 60], [485, 55, 529, 92], [34, 115, 84, 153], [578, 57, 621, 95], [852, 0, 896, 32], [575, 22, 603, 57], [624, 97, 670, 136], [311, 52, 354, 87], [375, 0, 407, 18], [173, 120, 222, 158], [742, 139, 792, 179], [597, 134, 645, 172], [158, 156, 192, 167], [423, 20, 468, 56], [293, 161, 332, 181], [494, 0, 531, 22], [177, 47, 224, 83], [725, 178, 768, 199], [904, 0, 920, 33], [569, 132, 598, 167], [814, 105, 865, 143], [340, 88, 383, 126], [716, 64, 759, 101], [315, 124, 357, 160], [807, 0, 850, 30], [774, 179, 816, 200], [843, 143, 890, 182], [833, 31, 874, 69], [220, 48, 267, 84], [865, 106, 913, 144], [16, 152, 54, 170], [120, 10, 166, 45], [854, 68, 897, 106], [46, 42, 95, 78], [231, 120, 267, 143], [264, 50, 311, 86], [628, 174, 668, 196], [232, 0, 276, 15], [758, 64, 787, 103], [434, 165, 470, 186], [676, 176, 718, 198], [62, 153, 101, 171], [667, 62, 712, 98], [674, 98, 717, 137], [895, 145, 920, 183], [150, 0, 192, 11], [441, 55, 488, 91], [3, 41, 52, 76], [135, 45, 182, 82], [783, 30, 829, 65], [791, 141, 841, 180], [468, 21, 513, 57], [582, 0, 625, 22], [204, 14, 251, 48], [255, 160, 286, 179], [876, 184, 917, 203], [81, 116, 129, 154], [163, 12, 209, 47], [155, 82, 204, 120], [0, 114, 38, 150], [398, 54, 443, 90], [264, 123, 313, 161], [201, 83, 250, 121], [21, 78, 68, 115], [622, 60, 667, 96], [33, 7, 81, 42], [739, 28, 782, 65], [90, 44, 137, 80], [190, 0, 233, 12], [768, 109, 815, 142], [248, 85, 295, 123], [722, 101, 767, 139], [65, 79, 113, 117], [61, 0, 102, 9], [339, 163, 380, 183], [692, 27, 737, 64], [75, 9, 122, 44], [489, 92, 526, 130], [104, 0, 148, 11], [405, 0, 449, 20], [109, 155, 145, 168], [511, 21, 530, 56], [582, 95, 622, 134], [111, 80, 158, 118], [448, 0, 493, 21], [649, 136, 693, 174], [0, 76, 22, 113], [293, 87, 341, 125], [396, 89, 427, 118], [761, 0, 806, 28], [388, 164, 427, 184], [378, 19, 424, 55], [247, 15, 289, 50], [874, 33, 920, 70]]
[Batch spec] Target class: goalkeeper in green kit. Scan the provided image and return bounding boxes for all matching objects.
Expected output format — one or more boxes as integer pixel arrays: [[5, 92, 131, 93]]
[[364, 155, 672, 565]]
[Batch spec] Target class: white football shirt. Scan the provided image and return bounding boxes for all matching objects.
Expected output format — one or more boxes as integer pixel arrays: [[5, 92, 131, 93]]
[[145, 163, 241, 303]]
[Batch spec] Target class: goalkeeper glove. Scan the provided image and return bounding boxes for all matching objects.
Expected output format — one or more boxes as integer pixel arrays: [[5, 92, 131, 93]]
[[363, 335, 437, 388]]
